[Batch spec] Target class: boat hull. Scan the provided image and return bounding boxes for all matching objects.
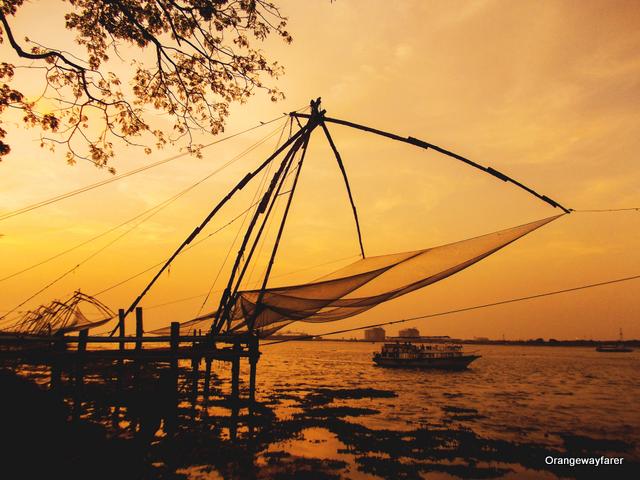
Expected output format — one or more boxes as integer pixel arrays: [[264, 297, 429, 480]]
[[595, 346, 633, 353], [373, 354, 481, 370]]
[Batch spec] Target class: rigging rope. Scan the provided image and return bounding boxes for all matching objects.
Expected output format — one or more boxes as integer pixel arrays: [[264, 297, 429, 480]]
[[0, 113, 296, 223], [0, 120, 289, 284], [0, 267, 78, 324], [196, 118, 292, 317], [0, 120, 289, 318], [92, 127, 305, 298], [261, 273, 640, 345], [121, 123, 312, 324]]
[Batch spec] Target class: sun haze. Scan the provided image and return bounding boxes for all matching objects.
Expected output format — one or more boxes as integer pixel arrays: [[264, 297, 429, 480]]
[[1, 0, 638, 340]]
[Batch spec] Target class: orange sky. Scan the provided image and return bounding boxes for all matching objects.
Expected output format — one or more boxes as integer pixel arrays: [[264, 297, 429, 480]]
[[1, 0, 639, 340]]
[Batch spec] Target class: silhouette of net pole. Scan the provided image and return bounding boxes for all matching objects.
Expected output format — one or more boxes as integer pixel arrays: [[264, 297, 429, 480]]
[[213, 130, 309, 333], [119, 122, 312, 330], [290, 112, 571, 214], [214, 101, 325, 333], [249, 125, 314, 331]]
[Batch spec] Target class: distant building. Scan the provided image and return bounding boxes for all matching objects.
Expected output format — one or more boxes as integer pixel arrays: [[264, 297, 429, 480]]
[[398, 327, 420, 338], [364, 327, 386, 341]]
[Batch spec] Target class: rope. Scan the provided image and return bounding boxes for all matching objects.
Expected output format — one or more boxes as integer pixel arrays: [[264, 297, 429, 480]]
[[92, 201, 264, 296], [261, 273, 640, 345], [244, 121, 296, 289], [0, 266, 79, 324], [122, 123, 312, 323], [0, 120, 288, 285], [0, 113, 295, 222], [195, 118, 292, 317], [0, 121, 289, 320]]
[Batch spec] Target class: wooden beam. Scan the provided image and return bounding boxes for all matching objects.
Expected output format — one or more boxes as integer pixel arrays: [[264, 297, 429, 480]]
[[289, 112, 571, 213]]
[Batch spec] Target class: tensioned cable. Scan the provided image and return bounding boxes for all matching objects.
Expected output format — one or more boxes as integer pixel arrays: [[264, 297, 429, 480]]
[[0, 121, 289, 321], [244, 128, 297, 290], [91, 202, 264, 296], [0, 120, 289, 284], [122, 122, 313, 321], [0, 206, 177, 323], [0, 113, 297, 222], [261, 273, 640, 345], [195, 118, 292, 317], [92, 142, 306, 299]]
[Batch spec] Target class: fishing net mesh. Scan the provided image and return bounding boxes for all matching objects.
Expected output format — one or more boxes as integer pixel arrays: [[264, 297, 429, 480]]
[[153, 215, 560, 337]]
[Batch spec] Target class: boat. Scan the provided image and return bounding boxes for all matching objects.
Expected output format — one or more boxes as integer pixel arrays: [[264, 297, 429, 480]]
[[596, 329, 633, 353], [373, 341, 481, 370]]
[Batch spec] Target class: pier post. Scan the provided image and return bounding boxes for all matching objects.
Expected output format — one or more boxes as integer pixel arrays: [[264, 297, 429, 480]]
[[78, 329, 88, 353], [170, 322, 180, 353], [135, 307, 143, 351], [118, 309, 126, 352], [115, 309, 126, 422], [77, 328, 88, 388]]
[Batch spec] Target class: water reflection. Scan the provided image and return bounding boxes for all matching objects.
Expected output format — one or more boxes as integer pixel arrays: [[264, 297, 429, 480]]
[[1, 343, 638, 479]]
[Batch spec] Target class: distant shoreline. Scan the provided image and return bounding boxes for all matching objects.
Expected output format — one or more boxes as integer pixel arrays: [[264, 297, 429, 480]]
[[267, 336, 640, 347]]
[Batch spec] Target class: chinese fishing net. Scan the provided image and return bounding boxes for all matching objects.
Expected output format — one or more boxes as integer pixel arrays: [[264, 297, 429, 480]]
[[151, 215, 561, 337], [3, 291, 115, 335]]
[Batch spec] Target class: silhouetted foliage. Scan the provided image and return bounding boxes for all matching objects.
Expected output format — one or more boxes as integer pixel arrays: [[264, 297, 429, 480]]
[[0, 0, 291, 171]]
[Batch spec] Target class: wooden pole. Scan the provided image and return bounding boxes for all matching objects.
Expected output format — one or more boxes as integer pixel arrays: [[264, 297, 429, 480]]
[[168, 321, 180, 433], [118, 308, 125, 351], [124, 125, 310, 320], [135, 307, 143, 351], [170, 322, 180, 352], [289, 112, 571, 214], [320, 121, 365, 258], [214, 133, 309, 333], [77, 329, 88, 354]]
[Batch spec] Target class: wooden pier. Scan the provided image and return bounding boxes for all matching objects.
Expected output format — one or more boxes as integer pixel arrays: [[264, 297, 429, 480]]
[[0, 307, 261, 406]]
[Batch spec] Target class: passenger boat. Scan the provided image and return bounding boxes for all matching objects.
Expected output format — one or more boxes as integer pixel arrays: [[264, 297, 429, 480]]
[[596, 329, 632, 352], [373, 342, 480, 370]]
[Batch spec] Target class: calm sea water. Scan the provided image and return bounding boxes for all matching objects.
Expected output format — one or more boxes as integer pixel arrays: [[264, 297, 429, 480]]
[[235, 341, 640, 479], [10, 341, 638, 479]]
